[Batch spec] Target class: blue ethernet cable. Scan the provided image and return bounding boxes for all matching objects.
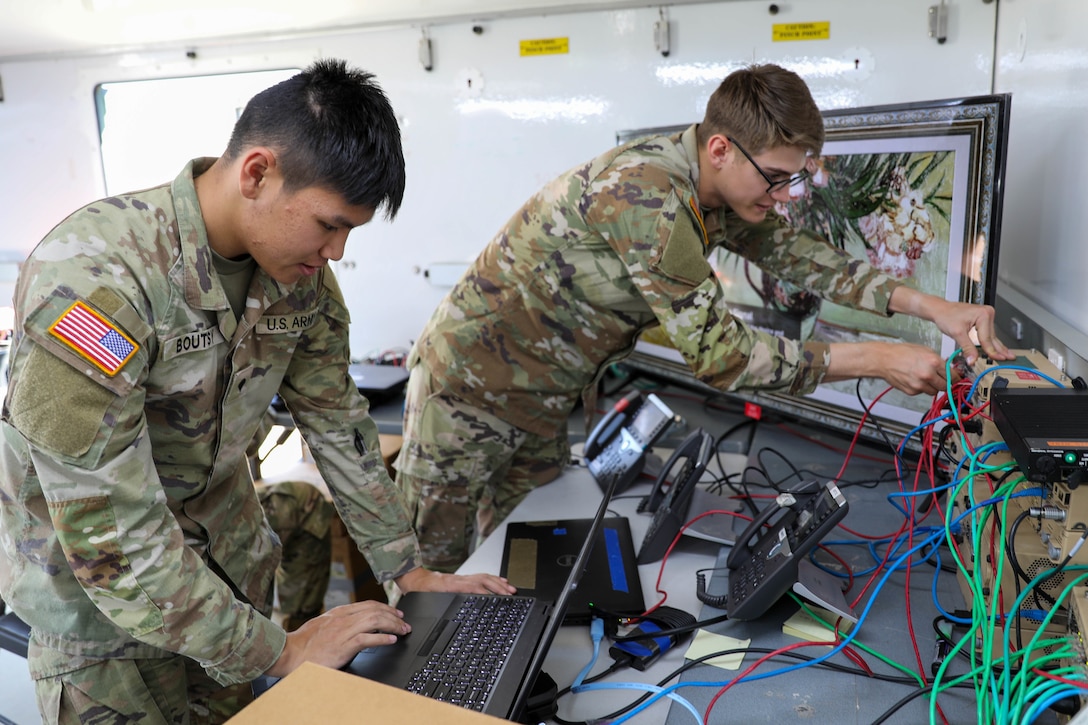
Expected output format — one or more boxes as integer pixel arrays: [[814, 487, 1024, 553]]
[[613, 492, 1055, 724], [572, 617, 604, 689], [964, 365, 1067, 404], [609, 524, 952, 724], [1023, 687, 1084, 724], [572, 680, 702, 724], [570, 616, 703, 723]]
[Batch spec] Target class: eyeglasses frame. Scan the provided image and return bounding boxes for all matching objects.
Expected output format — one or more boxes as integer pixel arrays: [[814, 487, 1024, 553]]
[[726, 136, 810, 194]]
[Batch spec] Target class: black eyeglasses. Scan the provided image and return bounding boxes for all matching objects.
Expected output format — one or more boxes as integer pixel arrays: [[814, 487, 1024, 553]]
[[727, 136, 809, 194]]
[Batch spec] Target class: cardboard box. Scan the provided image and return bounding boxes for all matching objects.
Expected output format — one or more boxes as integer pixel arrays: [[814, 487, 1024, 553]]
[[325, 432, 399, 606], [228, 661, 509, 724], [324, 515, 387, 608], [378, 433, 402, 476], [261, 433, 403, 611], [299, 432, 402, 477]]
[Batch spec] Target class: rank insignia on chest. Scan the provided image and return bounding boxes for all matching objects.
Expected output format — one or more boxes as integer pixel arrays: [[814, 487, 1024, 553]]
[[48, 300, 139, 376]]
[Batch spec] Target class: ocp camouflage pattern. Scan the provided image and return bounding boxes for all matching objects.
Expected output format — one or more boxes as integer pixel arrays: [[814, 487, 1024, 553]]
[[0, 158, 420, 686], [411, 125, 903, 436]]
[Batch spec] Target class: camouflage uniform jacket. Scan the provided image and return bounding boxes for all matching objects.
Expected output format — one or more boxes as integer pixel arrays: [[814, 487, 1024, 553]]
[[412, 125, 904, 437], [0, 159, 420, 685]]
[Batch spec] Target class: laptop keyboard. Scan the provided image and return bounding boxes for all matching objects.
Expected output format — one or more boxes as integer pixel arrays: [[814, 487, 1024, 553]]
[[405, 595, 534, 711]]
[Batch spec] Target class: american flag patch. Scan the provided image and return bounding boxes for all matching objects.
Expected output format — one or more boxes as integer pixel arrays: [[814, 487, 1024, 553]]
[[49, 301, 139, 376]]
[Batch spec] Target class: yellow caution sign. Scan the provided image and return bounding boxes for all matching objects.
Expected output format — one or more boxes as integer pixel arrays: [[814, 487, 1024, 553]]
[[520, 37, 570, 57], [772, 22, 831, 42]]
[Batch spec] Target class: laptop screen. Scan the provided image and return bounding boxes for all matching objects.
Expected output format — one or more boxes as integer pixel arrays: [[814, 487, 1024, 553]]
[[507, 467, 625, 717]]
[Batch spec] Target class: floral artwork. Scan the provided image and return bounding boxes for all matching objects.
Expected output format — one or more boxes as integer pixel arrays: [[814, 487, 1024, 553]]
[[770, 147, 959, 415], [784, 148, 956, 348], [794, 152, 953, 281], [857, 160, 944, 279]]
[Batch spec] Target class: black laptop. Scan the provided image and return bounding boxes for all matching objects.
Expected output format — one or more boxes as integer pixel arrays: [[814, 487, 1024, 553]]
[[500, 516, 645, 625], [343, 471, 622, 721], [347, 362, 409, 404]]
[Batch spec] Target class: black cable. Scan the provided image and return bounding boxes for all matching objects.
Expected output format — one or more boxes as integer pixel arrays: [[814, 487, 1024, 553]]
[[931, 614, 977, 672], [936, 422, 961, 469], [711, 420, 761, 515], [550, 645, 974, 725], [854, 379, 914, 484], [749, 445, 892, 494], [868, 682, 939, 725], [721, 465, 780, 519], [551, 659, 628, 707], [856, 380, 908, 464], [714, 419, 758, 458], [609, 612, 730, 643], [916, 539, 958, 574], [1006, 510, 1057, 611], [1006, 509, 1034, 649], [754, 446, 806, 490], [1030, 524, 1088, 611]]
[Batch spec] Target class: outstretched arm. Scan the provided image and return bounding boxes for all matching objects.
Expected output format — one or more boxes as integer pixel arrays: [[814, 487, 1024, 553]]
[[395, 567, 516, 596], [888, 286, 1014, 365], [823, 341, 950, 396]]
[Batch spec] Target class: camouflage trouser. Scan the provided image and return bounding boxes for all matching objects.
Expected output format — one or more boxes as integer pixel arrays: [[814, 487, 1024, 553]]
[[256, 480, 333, 630], [394, 365, 570, 573], [34, 654, 252, 724]]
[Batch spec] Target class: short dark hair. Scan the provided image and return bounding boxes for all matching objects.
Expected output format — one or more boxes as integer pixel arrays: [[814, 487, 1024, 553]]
[[698, 64, 824, 157], [224, 58, 406, 219]]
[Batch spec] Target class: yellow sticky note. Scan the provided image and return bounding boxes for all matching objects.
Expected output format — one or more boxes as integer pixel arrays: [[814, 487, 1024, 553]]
[[685, 629, 750, 671], [782, 606, 851, 644]]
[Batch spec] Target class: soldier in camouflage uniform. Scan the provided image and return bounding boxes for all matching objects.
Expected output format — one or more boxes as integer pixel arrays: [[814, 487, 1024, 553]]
[[256, 480, 334, 631], [0, 59, 511, 724], [396, 63, 1012, 572], [246, 413, 335, 631]]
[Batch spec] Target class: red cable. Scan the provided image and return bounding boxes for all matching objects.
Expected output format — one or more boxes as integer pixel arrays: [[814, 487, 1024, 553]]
[[642, 508, 751, 617], [702, 639, 851, 723]]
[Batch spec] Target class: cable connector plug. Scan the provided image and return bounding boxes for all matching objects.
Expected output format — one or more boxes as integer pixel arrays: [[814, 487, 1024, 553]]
[[608, 606, 696, 670], [572, 616, 607, 689], [590, 616, 605, 644], [959, 418, 983, 435]]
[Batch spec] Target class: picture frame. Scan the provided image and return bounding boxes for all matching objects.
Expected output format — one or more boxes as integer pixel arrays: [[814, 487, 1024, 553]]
[[620, 94, 1012, 448]]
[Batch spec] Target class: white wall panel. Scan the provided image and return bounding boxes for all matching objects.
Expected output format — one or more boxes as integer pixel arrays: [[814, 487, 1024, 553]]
[[993, 0, 1088, 360], [0, 0, 997, 358]]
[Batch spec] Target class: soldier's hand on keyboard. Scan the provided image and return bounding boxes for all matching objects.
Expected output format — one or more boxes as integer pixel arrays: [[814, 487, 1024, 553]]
[[265, 600, 411, 677], [397, 567, 517, 596]]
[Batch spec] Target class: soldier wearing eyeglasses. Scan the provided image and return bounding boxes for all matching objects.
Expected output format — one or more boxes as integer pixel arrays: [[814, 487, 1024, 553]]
[[396, 63, 1013, 573]]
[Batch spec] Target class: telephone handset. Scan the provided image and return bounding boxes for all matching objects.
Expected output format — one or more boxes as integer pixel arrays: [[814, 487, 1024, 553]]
[[724, 480, 848, 621], [584, 391, 676, 495], [636, 428, 714, 564]]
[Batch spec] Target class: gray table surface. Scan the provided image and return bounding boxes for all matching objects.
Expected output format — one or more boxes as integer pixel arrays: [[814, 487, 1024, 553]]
[[452, 384, 1058, 725]]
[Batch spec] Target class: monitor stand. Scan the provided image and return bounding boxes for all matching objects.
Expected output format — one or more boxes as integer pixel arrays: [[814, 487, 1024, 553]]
[[791, 558, 857, 624], [679, 488, 749, 547]]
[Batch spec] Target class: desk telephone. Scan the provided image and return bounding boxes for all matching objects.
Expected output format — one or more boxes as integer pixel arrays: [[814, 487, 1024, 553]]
[[584, 391, 677, 494], [714, 480, 848, 621], [636, 428, 715, 564]]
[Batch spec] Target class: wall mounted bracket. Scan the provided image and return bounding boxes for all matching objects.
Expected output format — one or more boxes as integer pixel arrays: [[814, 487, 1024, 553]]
[[928, 0, 948, 44]]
